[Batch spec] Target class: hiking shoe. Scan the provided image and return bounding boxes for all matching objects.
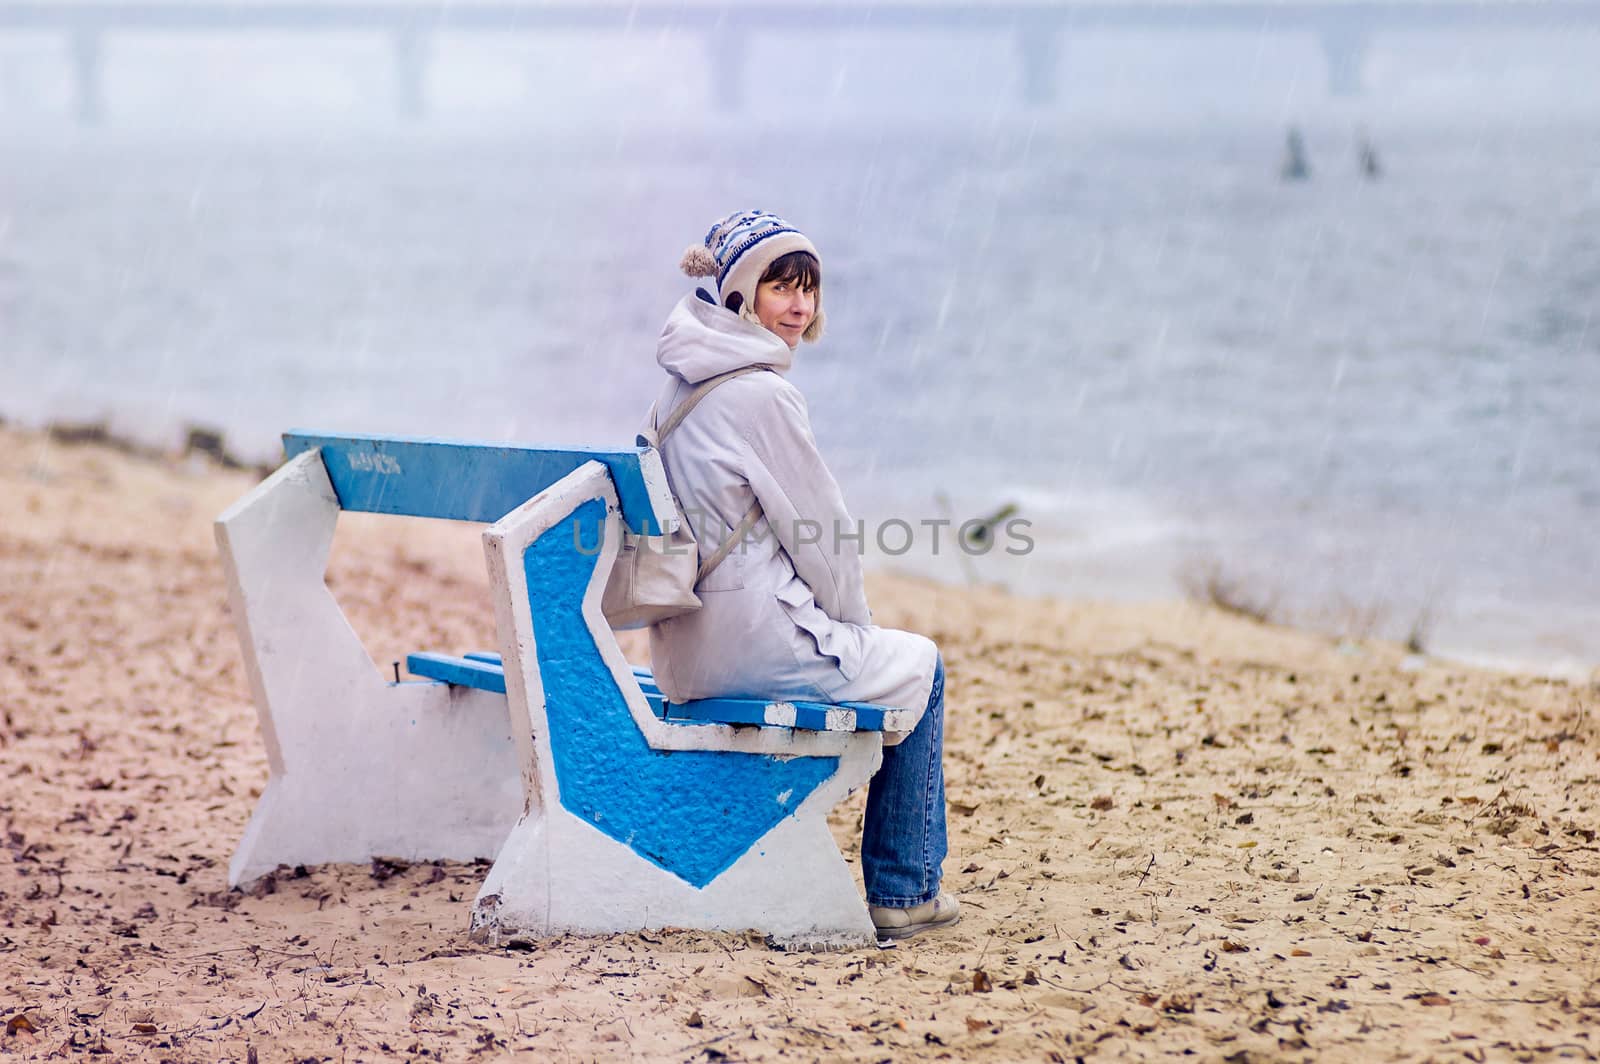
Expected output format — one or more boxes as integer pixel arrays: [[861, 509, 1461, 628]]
[[869, 892, 960, 941]]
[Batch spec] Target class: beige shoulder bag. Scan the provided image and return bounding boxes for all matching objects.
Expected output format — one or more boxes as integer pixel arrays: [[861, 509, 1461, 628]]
[[601, 366, 767, 630]]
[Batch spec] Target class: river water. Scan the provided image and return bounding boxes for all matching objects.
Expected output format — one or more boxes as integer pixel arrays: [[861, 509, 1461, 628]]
[[3, 43, 1597, 676]]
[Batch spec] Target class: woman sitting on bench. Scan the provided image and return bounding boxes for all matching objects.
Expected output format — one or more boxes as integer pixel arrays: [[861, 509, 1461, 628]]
[[644, 209, 958, 940]]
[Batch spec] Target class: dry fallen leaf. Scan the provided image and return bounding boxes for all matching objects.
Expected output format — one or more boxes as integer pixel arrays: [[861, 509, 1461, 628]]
[[1291, 949, 1312, 957], [1220, 941, 1249, 953], [972, 971, 993, 993], [965, 1017, 988, 1033], [1419, 994, 1451, 1007], [1091, 796, 1114, 811]]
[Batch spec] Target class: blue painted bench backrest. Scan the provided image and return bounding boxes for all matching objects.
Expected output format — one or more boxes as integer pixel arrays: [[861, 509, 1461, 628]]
[[284, 431, 670, 534]]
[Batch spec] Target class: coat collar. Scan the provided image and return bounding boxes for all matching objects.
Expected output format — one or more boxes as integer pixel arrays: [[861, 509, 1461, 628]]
[[656, 290, 793, 384]]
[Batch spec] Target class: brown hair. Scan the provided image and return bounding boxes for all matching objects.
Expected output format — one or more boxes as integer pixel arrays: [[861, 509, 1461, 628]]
[[761, 250, 821, 292], [723, 251, 822, 314]]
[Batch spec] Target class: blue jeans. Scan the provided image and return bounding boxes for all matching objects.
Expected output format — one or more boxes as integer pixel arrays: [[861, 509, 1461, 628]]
[[861, 655, 947, 908]]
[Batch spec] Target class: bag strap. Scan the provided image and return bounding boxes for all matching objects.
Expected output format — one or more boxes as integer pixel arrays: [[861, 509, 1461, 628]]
[[653, 365, 770, 443], [644, 366, 770, 586], [696, 500, 762, 584]]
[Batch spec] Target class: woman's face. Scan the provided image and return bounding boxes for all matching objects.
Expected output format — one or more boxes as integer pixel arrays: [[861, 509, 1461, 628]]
[[753, 277, 817, 349]]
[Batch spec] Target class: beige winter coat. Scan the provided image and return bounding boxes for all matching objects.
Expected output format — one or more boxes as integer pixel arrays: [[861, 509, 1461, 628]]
[[644, 290, 938, 741]]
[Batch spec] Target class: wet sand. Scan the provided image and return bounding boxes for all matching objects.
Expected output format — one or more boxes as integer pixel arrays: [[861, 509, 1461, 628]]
[[2, 425, 1597, 1062]]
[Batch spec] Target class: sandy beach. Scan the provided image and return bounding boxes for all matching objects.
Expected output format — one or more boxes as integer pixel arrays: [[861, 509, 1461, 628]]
[[2, 423, 1597, 1063]]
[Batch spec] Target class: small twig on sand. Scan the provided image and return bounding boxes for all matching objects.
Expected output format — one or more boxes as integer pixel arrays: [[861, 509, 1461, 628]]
[[975, 931, 997, 969], [673, 1032, 733, 1055]]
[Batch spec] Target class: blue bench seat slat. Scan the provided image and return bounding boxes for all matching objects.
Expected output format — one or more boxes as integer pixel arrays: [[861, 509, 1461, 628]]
[[464, 652, 663, 696], [840, 702, 888, 730], [409, 653, 894, 733], [284, 431, 669, 534], [663, 698, 770, 727], [406, 652, 507, 694]]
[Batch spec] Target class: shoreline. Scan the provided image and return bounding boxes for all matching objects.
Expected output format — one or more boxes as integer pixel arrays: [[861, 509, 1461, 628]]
[[8, 412, 1592, 684], [3, 423, 1598, 1060]]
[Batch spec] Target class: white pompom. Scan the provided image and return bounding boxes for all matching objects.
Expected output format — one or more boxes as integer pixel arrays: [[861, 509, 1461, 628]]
[[679, 244, 718, 278]]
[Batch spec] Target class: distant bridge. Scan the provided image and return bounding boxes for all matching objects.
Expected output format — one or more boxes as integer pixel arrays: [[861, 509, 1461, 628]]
[[2, 1, 1595, 123]]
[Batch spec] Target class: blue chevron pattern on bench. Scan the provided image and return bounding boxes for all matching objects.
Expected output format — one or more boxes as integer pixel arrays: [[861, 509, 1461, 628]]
[[519, 498, 839, 887]]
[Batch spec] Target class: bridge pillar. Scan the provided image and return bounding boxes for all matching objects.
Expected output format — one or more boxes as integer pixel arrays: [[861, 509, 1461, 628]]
[[1320, 27, 1368, 97], [705, 28, 744, 112], [69, 28, 103, 125], [1015, 21, 1060, 108], [393, 26, 430, 120]]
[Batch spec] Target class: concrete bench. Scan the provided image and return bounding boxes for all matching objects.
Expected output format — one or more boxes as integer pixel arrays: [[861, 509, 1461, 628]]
[[215, 430, 909, 948]]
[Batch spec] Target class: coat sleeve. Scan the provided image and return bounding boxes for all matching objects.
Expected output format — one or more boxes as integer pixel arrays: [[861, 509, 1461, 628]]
[[738, 383, 872, 626]]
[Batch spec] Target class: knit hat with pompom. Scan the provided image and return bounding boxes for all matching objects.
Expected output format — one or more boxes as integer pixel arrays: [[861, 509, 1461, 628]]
[[679, 209, 824, 343]]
